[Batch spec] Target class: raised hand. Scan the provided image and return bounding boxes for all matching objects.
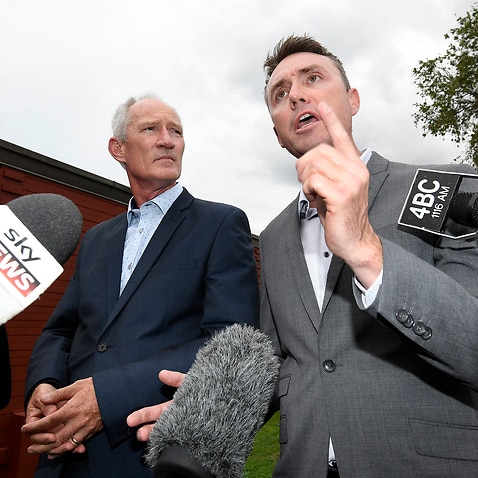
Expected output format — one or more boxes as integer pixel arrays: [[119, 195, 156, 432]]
[[296, 101, 382, 288]]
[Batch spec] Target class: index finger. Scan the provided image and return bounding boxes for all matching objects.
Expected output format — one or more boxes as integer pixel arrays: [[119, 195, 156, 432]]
[[158, 370, 186, 388], [318, 101, 358, 158], [126, 402, 171, 428]]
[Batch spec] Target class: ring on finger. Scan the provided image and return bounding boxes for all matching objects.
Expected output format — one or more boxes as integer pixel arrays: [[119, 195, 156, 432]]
[[70, 435, 81, 446]]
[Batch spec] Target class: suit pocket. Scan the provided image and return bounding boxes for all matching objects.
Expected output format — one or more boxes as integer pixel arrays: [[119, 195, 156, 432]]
[[409, 418, 478, 460]]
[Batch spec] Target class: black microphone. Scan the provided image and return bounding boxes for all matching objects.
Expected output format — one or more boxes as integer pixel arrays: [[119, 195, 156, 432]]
[[448, 192, 478, 228], [398, 168, 478, 238], [145, 324, 280, 478], [0, 193, 83, 326]]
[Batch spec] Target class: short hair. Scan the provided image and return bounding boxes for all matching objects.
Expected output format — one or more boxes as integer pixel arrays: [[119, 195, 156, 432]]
[[111, 93, 160, 142], [263, 34, 351, 102]]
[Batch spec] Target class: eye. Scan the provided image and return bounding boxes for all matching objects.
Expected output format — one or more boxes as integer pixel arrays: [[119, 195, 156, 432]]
[[308, 74, 320, 83], [276, 89, 288, 101], [171, 128, 183, 137]]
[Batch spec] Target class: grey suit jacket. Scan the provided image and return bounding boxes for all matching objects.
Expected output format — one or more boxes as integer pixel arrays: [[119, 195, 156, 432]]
[[260, 152, 478, 478]]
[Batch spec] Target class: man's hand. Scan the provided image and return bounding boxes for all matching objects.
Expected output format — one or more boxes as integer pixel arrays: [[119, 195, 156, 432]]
[[295, 101, 383, 288], [22, 377, 103, 457], [126, 370, 185, 442]]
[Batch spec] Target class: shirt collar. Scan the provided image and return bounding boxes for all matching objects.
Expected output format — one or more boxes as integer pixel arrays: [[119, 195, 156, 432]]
[[298, 148, 372, 219], [127, 183, 183, 225]]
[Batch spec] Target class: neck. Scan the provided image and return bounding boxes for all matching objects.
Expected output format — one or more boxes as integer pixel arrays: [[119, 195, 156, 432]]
[[132, 182, 177, 207]]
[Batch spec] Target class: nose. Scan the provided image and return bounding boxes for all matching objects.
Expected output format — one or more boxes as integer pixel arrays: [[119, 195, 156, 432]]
[[288, 83, 309, 108], [155, 127, 175, 149]]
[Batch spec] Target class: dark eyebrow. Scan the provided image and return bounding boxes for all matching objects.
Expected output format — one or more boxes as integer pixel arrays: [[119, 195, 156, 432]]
[[268, 64, 325, 100]]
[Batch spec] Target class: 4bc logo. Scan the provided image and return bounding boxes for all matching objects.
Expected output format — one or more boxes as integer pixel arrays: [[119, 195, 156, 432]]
[[399, 169, 462, 234]]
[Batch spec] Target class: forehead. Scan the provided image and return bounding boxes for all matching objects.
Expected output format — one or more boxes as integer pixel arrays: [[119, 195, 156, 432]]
[[267, 52, 338, 89], [129, 99, 181, 125]]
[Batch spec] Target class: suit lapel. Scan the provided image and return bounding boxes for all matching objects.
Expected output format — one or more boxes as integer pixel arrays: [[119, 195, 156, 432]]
[[282, 198, 323, 333], [103, 189, 193, 332], [104, 216, 128, 315]]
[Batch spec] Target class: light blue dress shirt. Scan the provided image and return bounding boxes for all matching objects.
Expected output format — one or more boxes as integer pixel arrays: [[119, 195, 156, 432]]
[[120, 183, 183, 294]]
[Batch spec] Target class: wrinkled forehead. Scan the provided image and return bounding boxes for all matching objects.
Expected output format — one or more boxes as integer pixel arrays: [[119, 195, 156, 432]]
[[266, 52, 338, 94], [129, 99, 181, 125]]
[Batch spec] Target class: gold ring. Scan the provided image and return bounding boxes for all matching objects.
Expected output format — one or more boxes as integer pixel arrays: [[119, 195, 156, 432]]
[[70, 435, 81, 446]]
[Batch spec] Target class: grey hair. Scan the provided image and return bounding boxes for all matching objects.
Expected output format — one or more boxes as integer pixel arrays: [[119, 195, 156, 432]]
[[111, 92, 159, 142]]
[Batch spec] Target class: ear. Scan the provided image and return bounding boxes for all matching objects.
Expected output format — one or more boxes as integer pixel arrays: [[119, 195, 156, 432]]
[[108, 137, 126, 166], [273, 126, 286, 149], [348, 88, 360, 117]]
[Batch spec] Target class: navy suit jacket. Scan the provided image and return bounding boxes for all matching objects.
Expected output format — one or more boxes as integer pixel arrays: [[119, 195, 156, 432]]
[[25, 188, 259, 477]]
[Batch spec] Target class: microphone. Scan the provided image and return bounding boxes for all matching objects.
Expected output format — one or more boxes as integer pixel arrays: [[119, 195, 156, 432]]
[[145, 324, 280, 478], [398, 168, 478, 238], [448, 192, 478, 228], [0, 193, 82, 326]]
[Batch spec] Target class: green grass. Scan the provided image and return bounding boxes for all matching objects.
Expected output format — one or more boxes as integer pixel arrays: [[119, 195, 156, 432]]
[[243, 412, 280, 477]]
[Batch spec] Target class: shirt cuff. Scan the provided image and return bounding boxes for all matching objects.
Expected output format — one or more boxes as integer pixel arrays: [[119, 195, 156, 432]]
[[354, 269, 383, 309]]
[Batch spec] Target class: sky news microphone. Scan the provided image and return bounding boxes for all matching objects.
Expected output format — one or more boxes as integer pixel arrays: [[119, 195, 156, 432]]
[[0, 193, 83, 326], [398, 168, 478, 239], [145, 324, 280, 478]]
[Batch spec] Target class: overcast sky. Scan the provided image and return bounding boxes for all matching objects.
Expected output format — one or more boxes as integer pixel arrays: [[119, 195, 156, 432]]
[[1, 0, 474, 234]]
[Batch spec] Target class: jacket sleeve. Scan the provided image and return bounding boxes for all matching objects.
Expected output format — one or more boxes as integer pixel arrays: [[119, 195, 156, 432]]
[[365, 234, 478, 390]]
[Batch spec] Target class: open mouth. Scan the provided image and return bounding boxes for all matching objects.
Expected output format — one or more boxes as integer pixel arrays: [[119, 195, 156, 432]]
[[296, 113, 318, 130]]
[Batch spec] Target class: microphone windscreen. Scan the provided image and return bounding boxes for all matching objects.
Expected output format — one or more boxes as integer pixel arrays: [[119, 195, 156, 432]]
[[449, 192, 478, 228], [7, 193, 82, 265], [145, 324, 280, 478]]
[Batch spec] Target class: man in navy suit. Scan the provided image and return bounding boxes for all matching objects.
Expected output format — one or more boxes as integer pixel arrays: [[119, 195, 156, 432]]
[[21, 94, 259, 477]]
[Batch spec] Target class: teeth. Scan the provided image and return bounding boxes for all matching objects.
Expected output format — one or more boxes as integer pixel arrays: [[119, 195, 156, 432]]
[[299, 114, 313, 122]]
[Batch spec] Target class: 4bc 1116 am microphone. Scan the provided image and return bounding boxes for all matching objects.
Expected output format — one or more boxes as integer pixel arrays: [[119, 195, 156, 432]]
[[398, 168, 478, 238], [145, 323, 280, 478]]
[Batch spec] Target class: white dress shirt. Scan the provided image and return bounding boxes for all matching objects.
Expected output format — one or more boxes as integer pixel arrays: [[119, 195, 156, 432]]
[[298, 148, 382, 465]]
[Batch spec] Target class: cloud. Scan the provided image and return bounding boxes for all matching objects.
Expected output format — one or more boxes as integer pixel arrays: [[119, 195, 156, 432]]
[[0, 0, 473, 233]]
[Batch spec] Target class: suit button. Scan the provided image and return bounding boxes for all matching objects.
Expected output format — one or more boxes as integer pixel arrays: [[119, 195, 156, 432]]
[[396, 308, 414, 328], [421, 327, 432, 340], [413, 321, 426, 336], [323, 359, 336, 373], [396, 308, 411, 323], [97, 342, 108, 352]]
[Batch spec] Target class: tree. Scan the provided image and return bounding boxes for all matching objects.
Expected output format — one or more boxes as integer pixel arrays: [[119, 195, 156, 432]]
[[412, 4, 478, 167]]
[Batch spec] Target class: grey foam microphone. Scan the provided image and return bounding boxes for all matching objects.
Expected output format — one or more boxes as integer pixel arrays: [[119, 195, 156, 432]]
[[145, 324, 280, 478], [7, 193, 83, 265]]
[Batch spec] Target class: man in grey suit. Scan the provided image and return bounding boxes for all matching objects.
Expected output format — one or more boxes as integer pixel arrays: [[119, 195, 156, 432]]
[[259, 34, 478, 477], [128, 36, 478, 477]]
